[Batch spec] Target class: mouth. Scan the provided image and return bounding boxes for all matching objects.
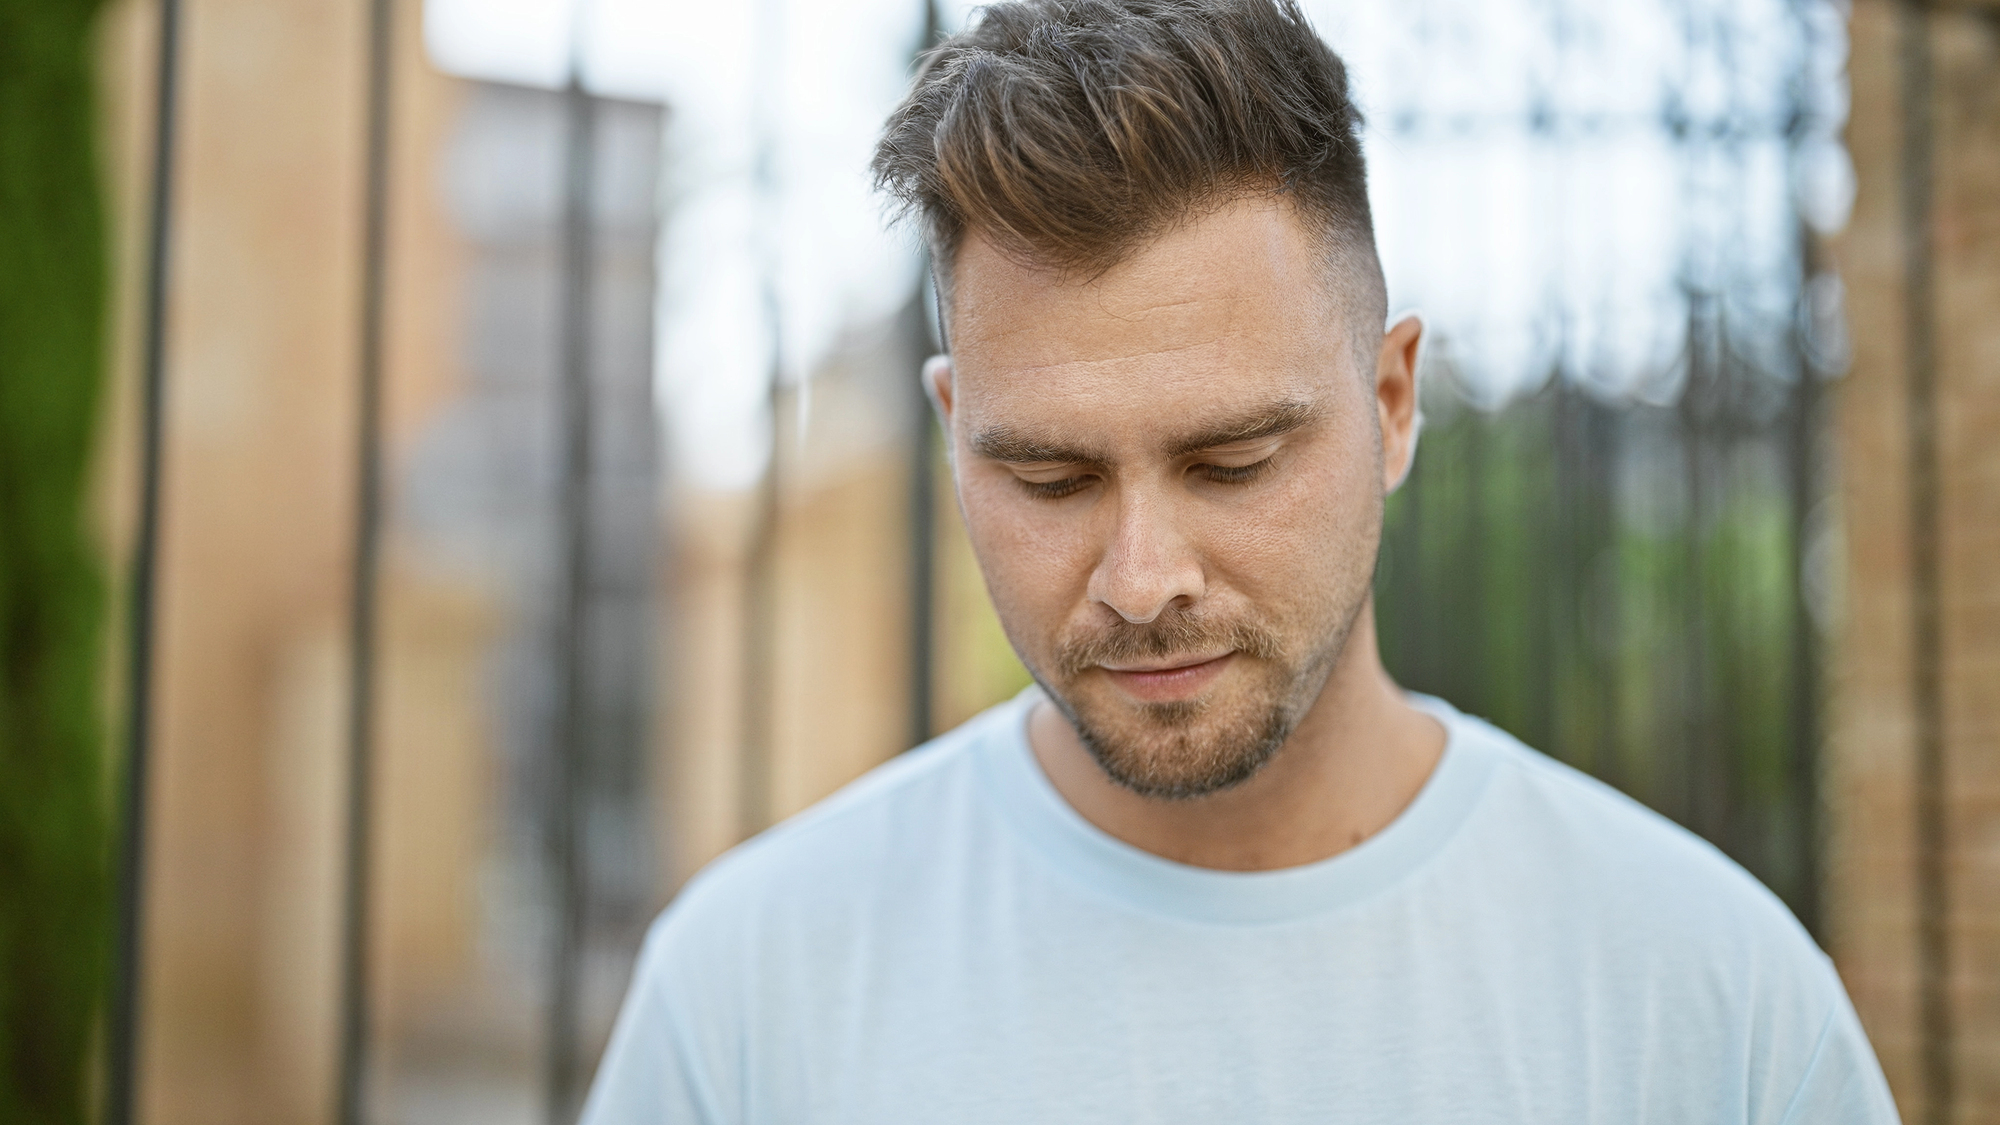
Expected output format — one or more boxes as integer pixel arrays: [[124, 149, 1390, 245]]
[[1098, 652, 1235, 703]]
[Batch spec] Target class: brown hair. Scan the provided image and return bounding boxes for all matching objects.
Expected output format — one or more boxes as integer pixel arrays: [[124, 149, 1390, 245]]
[[872, 0, 1384, 326]]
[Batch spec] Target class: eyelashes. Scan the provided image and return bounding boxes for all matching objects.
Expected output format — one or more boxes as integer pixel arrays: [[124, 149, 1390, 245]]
[[1022, 476, 1092, 500], [1016, 456, 1276, 500], [1198, 458, 1274, 485]]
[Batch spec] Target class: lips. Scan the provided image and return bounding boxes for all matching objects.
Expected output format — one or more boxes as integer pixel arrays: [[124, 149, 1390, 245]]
[[1099, 652, 1234, 703]]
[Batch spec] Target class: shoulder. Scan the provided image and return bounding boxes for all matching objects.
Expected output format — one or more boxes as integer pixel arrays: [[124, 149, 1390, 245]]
[[1439, 704, 1840, 1000], [1474, 723, 1899, 1120], [580, 716, 1008, 1125], [1432, 707, 1880, 1112], [648, 697, 1021, 960], [1502, 731, 1784, 905]]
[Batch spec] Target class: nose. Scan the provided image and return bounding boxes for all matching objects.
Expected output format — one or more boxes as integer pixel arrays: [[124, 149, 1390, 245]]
[[1086, 486, 1205, 624]]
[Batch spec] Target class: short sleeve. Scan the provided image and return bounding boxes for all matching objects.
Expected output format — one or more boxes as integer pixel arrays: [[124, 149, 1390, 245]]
[[1774, 986, 1902, 1125], [578, 909, 740, 1125]]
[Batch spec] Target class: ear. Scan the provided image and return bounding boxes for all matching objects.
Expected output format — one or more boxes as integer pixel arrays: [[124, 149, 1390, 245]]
[[923, 354, 955, 424], [1375, 314, 1424, 493]]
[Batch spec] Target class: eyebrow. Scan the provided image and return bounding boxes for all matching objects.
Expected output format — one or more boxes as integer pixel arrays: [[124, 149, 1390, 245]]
[[968, 427, 1110, 466], [968, 399, 1323, 465], [1160, 399, 1323, 459]]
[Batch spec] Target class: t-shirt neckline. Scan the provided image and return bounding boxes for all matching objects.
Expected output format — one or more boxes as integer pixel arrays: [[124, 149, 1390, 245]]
[[973, 687, 1500, 926]]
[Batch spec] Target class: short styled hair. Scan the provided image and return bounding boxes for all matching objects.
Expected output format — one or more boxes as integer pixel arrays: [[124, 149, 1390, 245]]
[[872, 0, 1385, 333]]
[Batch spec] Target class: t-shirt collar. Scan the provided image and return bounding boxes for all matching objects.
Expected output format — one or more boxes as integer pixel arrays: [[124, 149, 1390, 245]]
[[973, 685, 1500, 926]]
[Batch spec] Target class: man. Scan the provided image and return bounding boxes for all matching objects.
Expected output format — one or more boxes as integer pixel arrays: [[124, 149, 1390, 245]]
[[583, 1, 1897, 1121]]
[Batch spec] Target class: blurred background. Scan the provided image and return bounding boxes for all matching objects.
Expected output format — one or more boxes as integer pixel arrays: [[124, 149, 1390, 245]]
[[3, 0, 1996, 1122]]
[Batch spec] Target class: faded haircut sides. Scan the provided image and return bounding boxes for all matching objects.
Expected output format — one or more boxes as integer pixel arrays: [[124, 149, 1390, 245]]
[[871, 0, 1387, 346]]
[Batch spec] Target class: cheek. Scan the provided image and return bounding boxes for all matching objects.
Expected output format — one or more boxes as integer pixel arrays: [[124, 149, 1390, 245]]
[[1202, 444, 1381, 607], [957, 474, 1095, 644]]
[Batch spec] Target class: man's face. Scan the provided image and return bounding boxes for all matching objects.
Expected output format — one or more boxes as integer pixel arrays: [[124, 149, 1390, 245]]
[[934, 196, 1404, 798]]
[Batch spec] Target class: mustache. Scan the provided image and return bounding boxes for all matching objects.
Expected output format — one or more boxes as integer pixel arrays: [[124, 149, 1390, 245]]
[[1053, 610, 1283, 680]]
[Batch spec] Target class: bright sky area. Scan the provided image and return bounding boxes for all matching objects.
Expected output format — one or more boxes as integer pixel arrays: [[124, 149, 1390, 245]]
[[424, 0, 1852, 490]]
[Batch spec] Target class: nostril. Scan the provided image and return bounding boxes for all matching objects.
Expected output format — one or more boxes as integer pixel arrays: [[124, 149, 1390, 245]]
[[1094, 571, 1200, 626]]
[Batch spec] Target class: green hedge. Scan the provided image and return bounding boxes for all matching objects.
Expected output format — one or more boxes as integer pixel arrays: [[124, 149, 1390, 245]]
[[0, 0, 115, 1121]]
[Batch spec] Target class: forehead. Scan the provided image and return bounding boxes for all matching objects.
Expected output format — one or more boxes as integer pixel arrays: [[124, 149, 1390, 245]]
[[946, 196, 1356, 437]]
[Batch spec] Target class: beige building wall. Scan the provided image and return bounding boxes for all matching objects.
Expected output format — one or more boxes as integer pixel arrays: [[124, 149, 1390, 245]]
[[660, 343, 1032, 890], [1832, 2, 2000, 1121], [94, 0, 1012, 1110], [97, 0, 489, 1121]]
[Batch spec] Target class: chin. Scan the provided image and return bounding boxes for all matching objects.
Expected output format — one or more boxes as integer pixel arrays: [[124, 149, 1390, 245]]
[[1060, 682, 1297, 800]]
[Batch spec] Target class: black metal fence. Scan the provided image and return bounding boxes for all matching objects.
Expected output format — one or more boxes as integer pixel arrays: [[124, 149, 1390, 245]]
[[1370, 0, 1847, 933], [1378, 353, 1832, 928], [103, 0, 1856, 1121]]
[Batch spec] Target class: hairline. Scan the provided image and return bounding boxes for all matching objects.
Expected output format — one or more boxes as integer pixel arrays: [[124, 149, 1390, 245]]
[[931, 190, 1389, 377]]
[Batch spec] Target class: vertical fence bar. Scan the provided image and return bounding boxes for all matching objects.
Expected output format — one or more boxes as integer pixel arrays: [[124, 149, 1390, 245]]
[[739, 0, 785, 839], [1676, 294, 1711, 837], [738, 371, 780, 837], [1785, 236, 1824, 936], [1458, 415, 1488, 713], [904, 0, 942, 752], [106, 0, 183, 1120], [1551, 379, 1583, 770], [1897, 2, 1951, 1121], [1780, 0, 1833, 946], [906, 279, 937, 751], [337, 0, 395, 1121], [1384, 417, 1424, 690], [1585, 397, 1621, 791], [545, 68, 599, 1125], [1525, 383, 1557, 757]]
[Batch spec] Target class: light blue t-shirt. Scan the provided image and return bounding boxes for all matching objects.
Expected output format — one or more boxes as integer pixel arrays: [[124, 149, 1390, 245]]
[[582, 690, 1898, 1124]]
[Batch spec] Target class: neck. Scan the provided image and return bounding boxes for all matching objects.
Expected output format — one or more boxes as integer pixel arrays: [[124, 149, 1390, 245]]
[[1027, 600, 1446, 871]]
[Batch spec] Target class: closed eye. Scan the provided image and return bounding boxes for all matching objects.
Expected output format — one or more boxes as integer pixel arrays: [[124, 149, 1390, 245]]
[[1016, 472, 1096, 500], [1193, 455, 1276, 485], [1008, 462, 1104, 496]]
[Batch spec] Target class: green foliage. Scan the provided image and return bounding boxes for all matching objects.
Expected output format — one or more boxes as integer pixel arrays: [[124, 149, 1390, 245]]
[[0, 0, 116, 1120], [1377, 379, 1816, 921]]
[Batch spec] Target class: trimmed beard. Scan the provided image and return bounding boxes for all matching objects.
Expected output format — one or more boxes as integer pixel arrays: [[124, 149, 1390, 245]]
[[1038, 603, 1356, 800]]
